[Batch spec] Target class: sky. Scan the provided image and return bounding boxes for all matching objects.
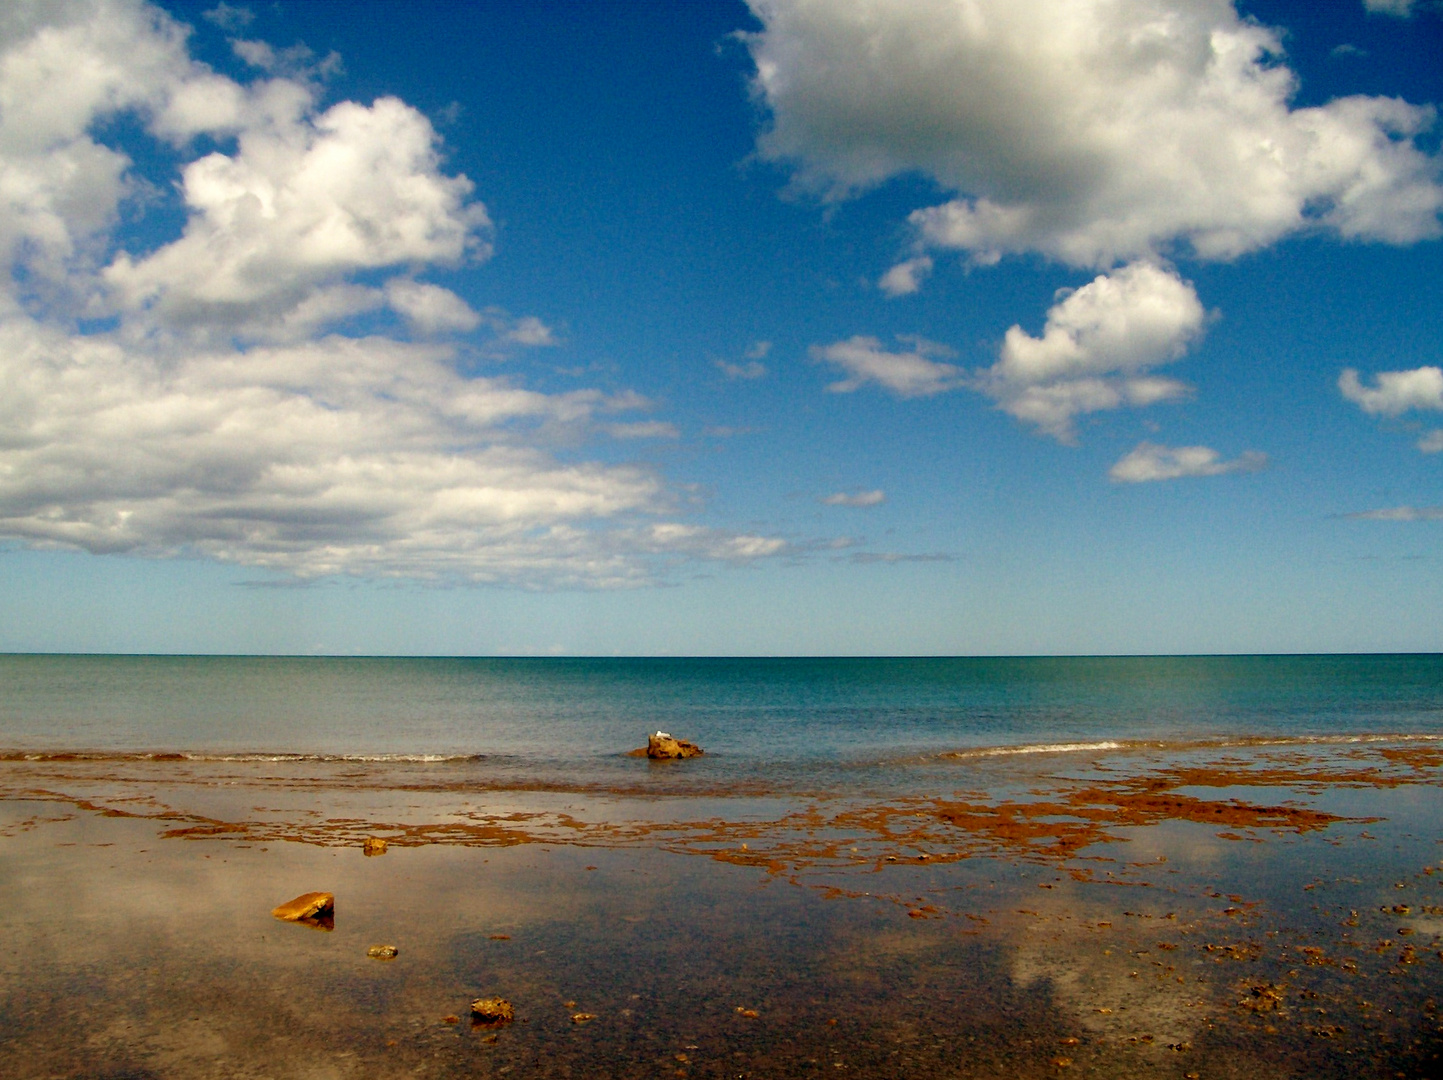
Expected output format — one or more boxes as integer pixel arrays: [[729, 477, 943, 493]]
[[0, 0, 1440, 656]]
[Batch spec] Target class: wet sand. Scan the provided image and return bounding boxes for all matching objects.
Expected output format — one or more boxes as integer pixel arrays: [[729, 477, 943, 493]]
[[2, 740, 1442, 1078]]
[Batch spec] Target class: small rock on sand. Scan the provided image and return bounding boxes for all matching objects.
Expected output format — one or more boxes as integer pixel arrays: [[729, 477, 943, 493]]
[[271, 892, 333, 921], [634, 731, 703, 760], [362, 837, 388, 856], [471, 997, 514, 1024], [367, 944, 399, 959], [1238, 983, 1284, 1012]]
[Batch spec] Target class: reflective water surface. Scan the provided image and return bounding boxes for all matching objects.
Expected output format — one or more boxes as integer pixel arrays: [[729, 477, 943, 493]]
[[2, 739, 1441, 1079]]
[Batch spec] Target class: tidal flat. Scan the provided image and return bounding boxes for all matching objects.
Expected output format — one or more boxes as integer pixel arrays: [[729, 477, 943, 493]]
[[2, 741, 1442, 1079]]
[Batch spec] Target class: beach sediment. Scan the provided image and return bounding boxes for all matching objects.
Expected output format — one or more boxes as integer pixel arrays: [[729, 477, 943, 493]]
[[1, 740, 1441, 1078]]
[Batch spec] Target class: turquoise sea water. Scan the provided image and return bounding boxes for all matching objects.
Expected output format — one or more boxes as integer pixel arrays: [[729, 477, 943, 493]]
[[3, 653, 1441, 762]]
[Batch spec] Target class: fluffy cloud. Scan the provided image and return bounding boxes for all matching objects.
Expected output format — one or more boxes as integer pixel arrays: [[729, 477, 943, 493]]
[[1109, 442, 1266, 483], [980, 262, 1204, 441], [812, 335, 963, 397], [821, 489, 885, 507], [1338, 366, 1443, 415], [385, 279, 481, 336], [0, 0, 221, 287], [746, 0, 1443, 269], [0, 0, 781, 586], [104, 92, 490, 340]]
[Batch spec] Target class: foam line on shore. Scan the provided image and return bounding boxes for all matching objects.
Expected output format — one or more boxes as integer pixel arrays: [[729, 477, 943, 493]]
[[938, 732, 1443, 760]]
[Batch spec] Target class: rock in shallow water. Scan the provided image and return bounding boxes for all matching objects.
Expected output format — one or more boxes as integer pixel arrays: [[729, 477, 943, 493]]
[[470, 997, 514, 1024], [362, 837, 388, 856], [639, 731, 703, 760], [271, 892, 334, 921], [271, 891, 334, 921]]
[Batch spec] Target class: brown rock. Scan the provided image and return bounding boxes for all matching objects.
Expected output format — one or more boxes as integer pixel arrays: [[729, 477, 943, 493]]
[[470, 997, 514, 1025], [272, 892, 334, 921], [642, 731, 703, 760], [367, 944, 399, 959], [363, 837, 388, 856]]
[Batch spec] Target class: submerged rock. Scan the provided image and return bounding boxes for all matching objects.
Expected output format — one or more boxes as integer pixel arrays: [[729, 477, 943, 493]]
[[470, 997, 514, 1025], [367, 944, 399, 959], [362, 837, 388, 856], [638, 731, 703, 760], [271, 891, 334, 922]]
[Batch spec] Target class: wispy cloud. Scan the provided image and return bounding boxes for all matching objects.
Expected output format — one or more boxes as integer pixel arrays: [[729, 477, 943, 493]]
[[202, 3, 252, 31], [716, 359, 767, 380], [1109, 443, 1267, 483], [821, 490, 886, 507], [878, 256, 932, 298], [1363, 0, 1417, 17], [717, 341, 771, 380], [1342, 505, 1443, 521], [606, 421, 681, 440], [812, 335, 963, 398], [844, 551, 953, 565]]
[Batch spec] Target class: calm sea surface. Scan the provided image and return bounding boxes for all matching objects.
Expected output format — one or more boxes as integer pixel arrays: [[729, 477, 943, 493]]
[[3, 653, 1441, 761]]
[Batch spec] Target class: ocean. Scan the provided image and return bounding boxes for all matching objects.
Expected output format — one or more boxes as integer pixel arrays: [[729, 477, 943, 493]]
[[5, 651, 1442, 758], [2, 653, 1442, 1078]]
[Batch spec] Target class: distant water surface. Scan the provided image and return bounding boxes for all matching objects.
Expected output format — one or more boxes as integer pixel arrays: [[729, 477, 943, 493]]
[[2, 654, 1440, 764]]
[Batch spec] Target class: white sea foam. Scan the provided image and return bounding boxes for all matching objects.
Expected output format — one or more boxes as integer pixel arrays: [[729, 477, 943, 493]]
[[939, 732, 1443, 761]]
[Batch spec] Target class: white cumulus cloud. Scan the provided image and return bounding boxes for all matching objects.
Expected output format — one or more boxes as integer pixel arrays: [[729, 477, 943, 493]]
[[980, 262, 1205, 441], [103, 91, 490, 341], [1109, 442, 1267, 483], [1338, 366, 1443, 415], [745, 0, 1443, 269], [812, 334, 963, 397], [0, 0, 781, 586], [385, 279, 481, 336]]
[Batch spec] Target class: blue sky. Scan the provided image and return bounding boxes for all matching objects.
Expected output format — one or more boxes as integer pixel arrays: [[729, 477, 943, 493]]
[[0, 0, 1440, 655]]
